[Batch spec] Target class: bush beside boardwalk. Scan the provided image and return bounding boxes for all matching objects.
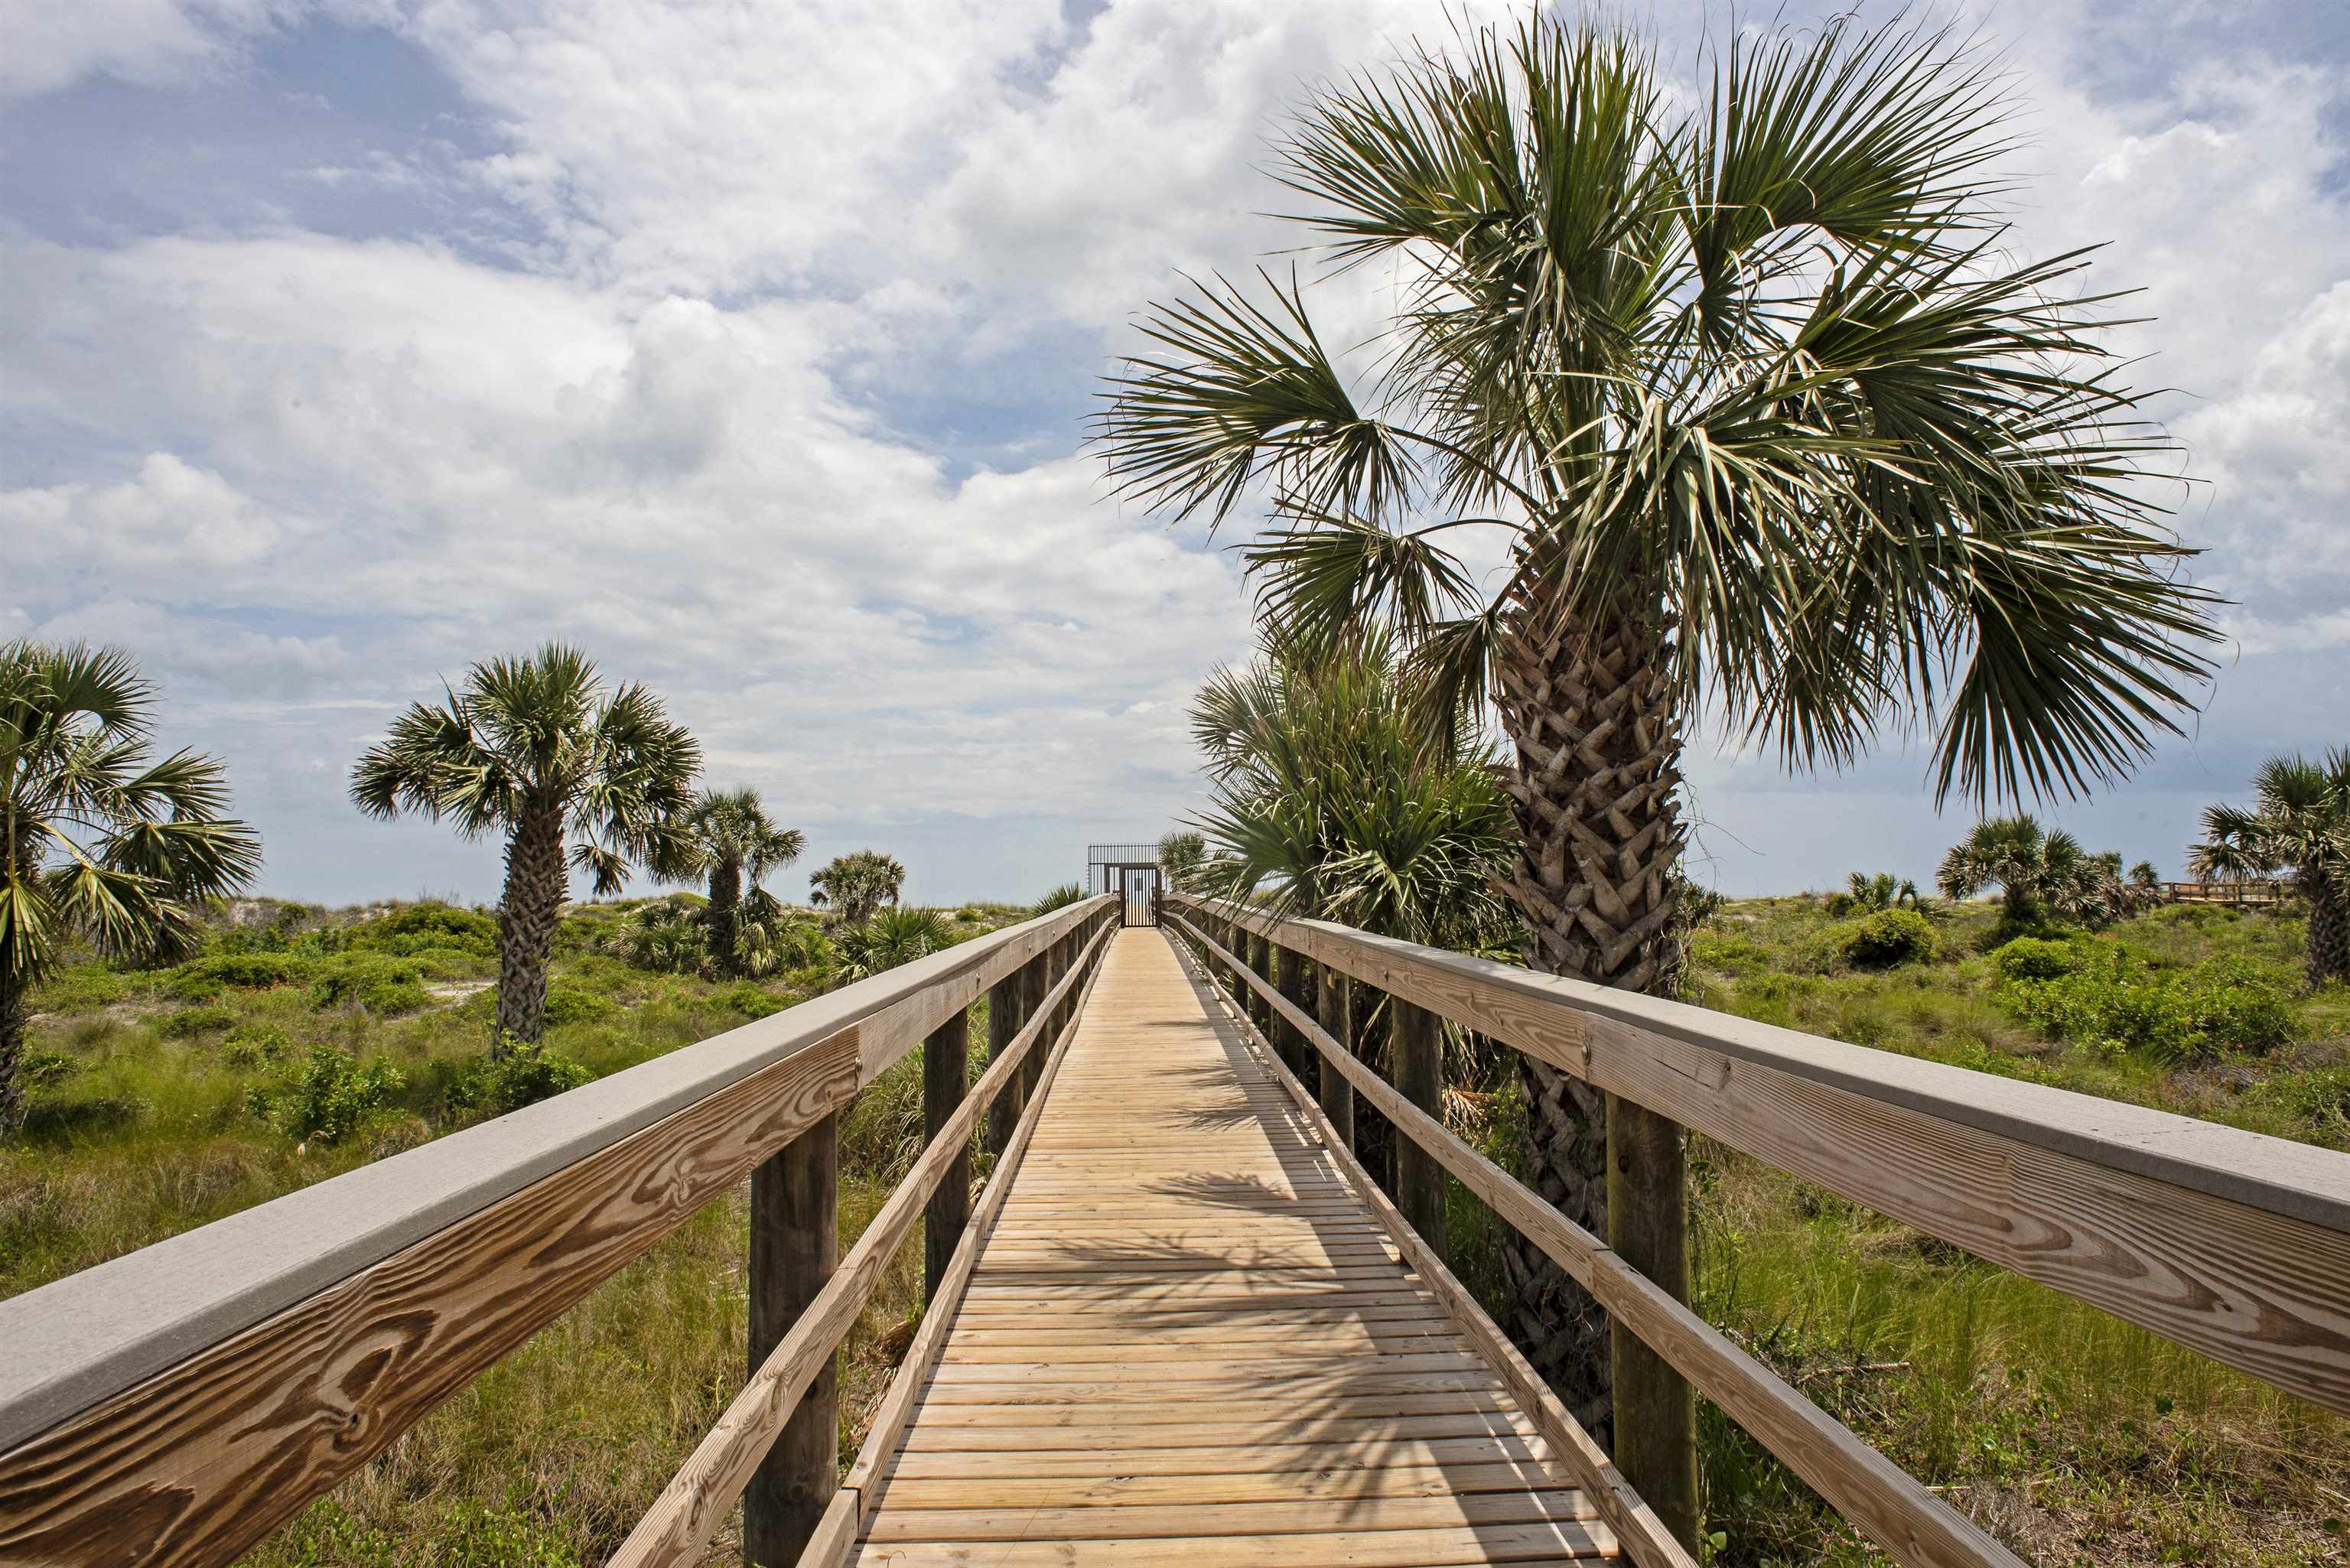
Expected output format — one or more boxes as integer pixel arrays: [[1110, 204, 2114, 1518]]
[[4, 894, 2346, 1565]]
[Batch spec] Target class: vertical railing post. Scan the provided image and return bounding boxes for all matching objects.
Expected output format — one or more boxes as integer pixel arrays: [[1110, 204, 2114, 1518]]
[[1315, 959, 1353, 1150], [1248, 932, 1274, 1034], [1391, 996, 1446, 1258], [1274, 939, 1310, 1078], [744, 1114, 836, 1567], [1612, 1097, 1698, 1547], [1225, 915, 1248, 1016], [984, 960, 1028, 1157], [921, 1007, 969, 1300]]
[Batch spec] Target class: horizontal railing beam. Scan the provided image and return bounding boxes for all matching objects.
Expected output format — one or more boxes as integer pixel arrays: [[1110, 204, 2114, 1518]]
[[1173, 894, 2350, 1419], [0, 896, 1115, 1568]]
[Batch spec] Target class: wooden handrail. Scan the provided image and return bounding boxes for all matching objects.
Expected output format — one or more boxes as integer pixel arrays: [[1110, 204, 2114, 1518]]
[[612, 917, 1116, 1566], [0, 896, 1116, 1568], [1169, 893, 2350, 1420], [1171, 913, 2023, 1568]]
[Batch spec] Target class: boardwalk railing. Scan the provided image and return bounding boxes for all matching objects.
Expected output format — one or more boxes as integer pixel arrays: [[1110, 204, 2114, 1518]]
[[0, 894, 1118, 1568], [1164, 893, 2350, 1568], [2160, 878, 2287, 906]]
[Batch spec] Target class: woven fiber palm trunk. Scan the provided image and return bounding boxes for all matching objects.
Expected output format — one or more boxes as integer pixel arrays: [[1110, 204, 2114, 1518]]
[[493, 805, 568, 1052], [1492, 583, 1697, 1546], [2307, 870, 2349, 989]]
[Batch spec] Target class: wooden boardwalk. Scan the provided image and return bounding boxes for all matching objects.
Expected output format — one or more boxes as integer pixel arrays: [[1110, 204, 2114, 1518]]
[[845, 928, 1617, 1566]]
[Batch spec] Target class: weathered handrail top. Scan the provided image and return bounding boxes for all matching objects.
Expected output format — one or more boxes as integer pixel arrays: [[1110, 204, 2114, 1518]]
[[1173, 893, 2350, 1238], [0, 894, 1114, 1455]]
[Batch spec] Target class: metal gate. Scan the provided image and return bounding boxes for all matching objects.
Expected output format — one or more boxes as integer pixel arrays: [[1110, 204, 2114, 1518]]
[[1085, 844, 1163, 928], [1120, 867, 1161, 928]]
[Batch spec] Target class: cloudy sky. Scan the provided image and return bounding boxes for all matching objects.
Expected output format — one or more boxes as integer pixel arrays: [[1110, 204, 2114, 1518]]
[[3, 0, 2344, 906]]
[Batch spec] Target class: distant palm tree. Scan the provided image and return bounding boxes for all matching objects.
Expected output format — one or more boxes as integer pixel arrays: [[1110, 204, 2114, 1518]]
[[809, 850, 906, 929], [1825, 871, 1925, 917], [671, 788, 805, 978], [352, 643, 700, 1052], [1, 642, 263, 1134], [1157, 830, 1209, 894], [1938, 816, 2127, 932], [1095, 10, 2218, 1513], [1030, 883, 1088, 916], [835, 905, 949, 984], [2192, 749, 2350, 987]]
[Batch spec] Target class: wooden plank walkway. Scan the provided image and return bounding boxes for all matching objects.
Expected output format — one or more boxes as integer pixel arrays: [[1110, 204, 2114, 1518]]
[[844, 927, 1618, 1566]]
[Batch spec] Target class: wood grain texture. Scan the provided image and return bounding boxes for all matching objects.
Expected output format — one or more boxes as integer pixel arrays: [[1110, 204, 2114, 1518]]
[[0, 1025, 862, 1568], [0, 895, 1113, 1465], [614, 918, 1115, 1568], [1173, 917, 2025, 1568], [1175, 896, 2350, 1417]]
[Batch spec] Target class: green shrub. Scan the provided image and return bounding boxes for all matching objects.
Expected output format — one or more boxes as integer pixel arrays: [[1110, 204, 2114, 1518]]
[[712, 981, 793, 1020], [220, 1022, 294, 1068], [307, 955, 430, 1014], [1992, 936, 2089, 982], [249, 1045, 405, 1144], [167, 952, 308, 1000], [447, 1039, 594, 1116], [1689, 932, 1772, 978], [343, 902, 498, 958], [160, 1004, 236, 1039], [1809, 909, 1936, 971], [2000, 946, 2296, 1064], [27, 965, 127, 1013], [542, 987, 617, 1026]]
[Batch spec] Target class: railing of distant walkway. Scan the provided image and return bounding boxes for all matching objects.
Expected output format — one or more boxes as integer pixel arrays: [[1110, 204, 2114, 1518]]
[[0, 895, 1121, 1568], [1163, 893, 2350, 1568]]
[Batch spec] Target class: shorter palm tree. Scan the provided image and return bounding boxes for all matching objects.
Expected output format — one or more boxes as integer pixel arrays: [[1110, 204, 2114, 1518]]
[[1825, 872, 1926, 917], [1031, 883, 1088, 916], [809, 851, 905, 928], [835, 906, 949, 983], [1191, 632, 1515, 954], [1938, 816, 2128, 932], [670, 788, 805, 978], [2, 642, 264, 1134], [353, 643, 701, 1051], [2192, 749, 2350, 987]]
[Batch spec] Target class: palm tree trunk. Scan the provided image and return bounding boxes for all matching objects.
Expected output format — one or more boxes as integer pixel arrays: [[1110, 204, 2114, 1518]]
[[707, 857, 744, 978], [494, 804, 568, 1054], [2306, 868, 2349, 988], [0, 972, 28, 1137], [1492, 583, 1694, 1543]]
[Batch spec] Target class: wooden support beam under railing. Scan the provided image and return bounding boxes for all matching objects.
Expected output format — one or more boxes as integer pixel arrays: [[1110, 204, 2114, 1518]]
[[1170, 912, 2029, 1568], [1173, 894, 2350, 1422], [0, 896, 1115, 1568]]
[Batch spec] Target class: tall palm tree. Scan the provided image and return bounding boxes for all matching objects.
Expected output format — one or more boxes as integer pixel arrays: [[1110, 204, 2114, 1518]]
[[1938, 815, 2128, 932], [809, 850, 906, 929], [2191, 749, 2350, 987], [1095, 11, 2218, 1531], [671, 787, 806, 978], [1, 642, 263, 1134], [352, 643, 700, 1051]]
